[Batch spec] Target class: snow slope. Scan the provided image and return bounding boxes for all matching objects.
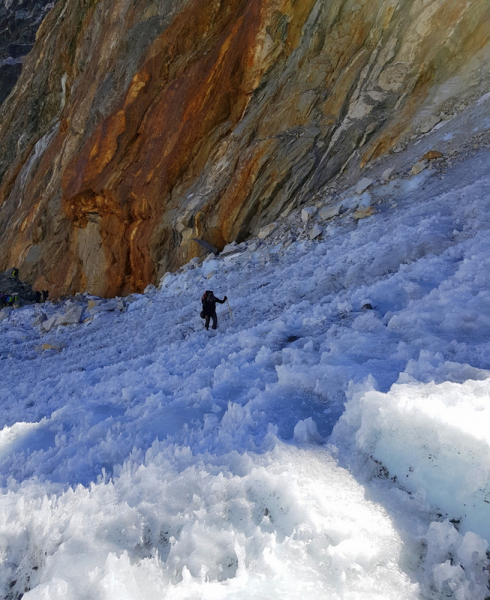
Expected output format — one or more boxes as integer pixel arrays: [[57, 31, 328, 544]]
[[1, 149, 490, 599]]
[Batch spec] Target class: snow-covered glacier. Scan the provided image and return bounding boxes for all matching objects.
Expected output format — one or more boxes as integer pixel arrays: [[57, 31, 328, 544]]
[[1, 148, 490, 599]]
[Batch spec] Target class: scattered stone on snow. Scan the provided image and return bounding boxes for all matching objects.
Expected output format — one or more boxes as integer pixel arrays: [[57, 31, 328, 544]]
[[419, 114, 441, 134], [88, 299, 101, 309], [301, 206, 317, 222], [411, 160, 429, 175], [36, 342, 67, 352], [355, 177, 374, 195], [89, 299, 119, 314], [310, 224, 323, 240], [258, 223, 276, 239], [223, 251, 244, 263], [381, 168, 393, 181], [422, 150, 443, 161], [353, 206, 377, 220], [319, 204, 342, 220], [32, 313, 47, 327], [41, 314, 62, 333]]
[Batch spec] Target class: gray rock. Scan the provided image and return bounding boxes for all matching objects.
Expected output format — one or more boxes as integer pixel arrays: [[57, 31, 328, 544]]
[[35, 342, 67, 353], [310, 224, 323, 240], [411, 160, 428, 175], [319, 204, 342, 220], [419, 114, 441, 134], [32, 313, 47, 327], [353, 206, 376, 220], [355, 177, 373, 194], [258, 223, 276, 239], [221, 242, 237, 253], [89, 299, 119, 314], [301, 206, 317, 222], [41, 314, 62, 332], [56, 305, 83, 326], [381, 168, 393, 181]]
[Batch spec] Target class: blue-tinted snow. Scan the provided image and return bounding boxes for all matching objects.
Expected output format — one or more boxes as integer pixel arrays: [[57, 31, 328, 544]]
[[0, 151, 489, 599]]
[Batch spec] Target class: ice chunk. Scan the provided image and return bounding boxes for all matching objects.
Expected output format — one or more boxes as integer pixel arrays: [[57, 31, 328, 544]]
[[293, 417, 323, 444]]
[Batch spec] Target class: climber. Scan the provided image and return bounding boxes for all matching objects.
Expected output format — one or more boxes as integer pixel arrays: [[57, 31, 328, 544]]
[[42, 290, 49, 302], [201, 290, 227, 330], [35, 291, 42, 303], [11, 267, 19, 279]]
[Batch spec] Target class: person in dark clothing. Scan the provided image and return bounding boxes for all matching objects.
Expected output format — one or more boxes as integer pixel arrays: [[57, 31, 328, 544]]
[[201, 290, 227, 330], [42, 290, 49, 302], [11, 267, 19, 279], [35, 290, 42, 303]]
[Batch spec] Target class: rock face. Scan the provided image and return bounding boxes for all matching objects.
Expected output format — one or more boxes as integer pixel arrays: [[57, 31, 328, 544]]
[[0, 0, 489, 297], [0, 0, 56, 104]]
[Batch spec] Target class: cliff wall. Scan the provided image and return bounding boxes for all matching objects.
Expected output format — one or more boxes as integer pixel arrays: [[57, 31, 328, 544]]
[[0, 0, 489, 296], [0, 0, 56, 104]]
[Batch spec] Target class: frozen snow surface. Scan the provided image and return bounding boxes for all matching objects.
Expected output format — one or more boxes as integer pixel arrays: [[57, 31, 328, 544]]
[[1, 149, 490, 599]]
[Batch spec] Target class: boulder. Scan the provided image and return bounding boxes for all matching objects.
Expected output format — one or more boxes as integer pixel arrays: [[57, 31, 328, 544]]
[[89, 299, 119, 314], [36, 342, 67, 352], [356, 177, 373, 195], [381, 168, 393, 181], [310, 224, 323, 240], [422, 150, 443, 161], [258, 223, 276, 239], [41, 314, 62, 333], [319, 204, 342, 220], [56, 305, 83, 326], [301, 206, 317, 222], [411, 160, 428, 175], [353, 206, 376, 220], [419, 114, 441, 134], [32, 313, 47, 327]]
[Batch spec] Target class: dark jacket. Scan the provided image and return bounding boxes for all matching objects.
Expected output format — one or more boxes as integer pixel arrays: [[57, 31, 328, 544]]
[[201, 291, 226, 316]]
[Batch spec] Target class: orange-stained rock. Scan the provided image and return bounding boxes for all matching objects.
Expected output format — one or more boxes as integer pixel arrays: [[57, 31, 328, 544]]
[[422, 150, 444, 161], [0, 0, 488, 297]]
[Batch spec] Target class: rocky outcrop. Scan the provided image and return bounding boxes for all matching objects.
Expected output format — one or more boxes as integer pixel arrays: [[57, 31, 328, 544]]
[[0, 0, 489, 297], [0, 0, 56, 104]]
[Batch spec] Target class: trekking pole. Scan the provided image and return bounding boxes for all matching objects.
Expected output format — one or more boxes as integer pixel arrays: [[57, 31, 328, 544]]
[[226, 298, 234, 323]]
